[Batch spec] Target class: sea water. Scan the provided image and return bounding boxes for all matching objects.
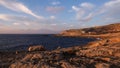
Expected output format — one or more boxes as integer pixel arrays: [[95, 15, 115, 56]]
[[0, 34, 95, 51]]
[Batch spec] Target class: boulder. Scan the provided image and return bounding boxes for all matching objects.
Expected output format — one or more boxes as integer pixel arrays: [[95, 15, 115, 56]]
[[21, 54, 33, 62], [21, 53, 44, 62], [100, 58, 111, 62], [28, 45, 46, 52], [113, 53, 120, 57], [95, 63, 110, 68], [60, 61, 78, 68]]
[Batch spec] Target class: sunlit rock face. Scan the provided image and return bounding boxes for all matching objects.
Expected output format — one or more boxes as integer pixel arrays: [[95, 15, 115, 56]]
[[28, 45, 46, 52], [60, 23, 120, 36]]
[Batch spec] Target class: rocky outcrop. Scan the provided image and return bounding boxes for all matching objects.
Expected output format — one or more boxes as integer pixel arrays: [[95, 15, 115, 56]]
[[59, 23, 120, 36], [9, 36, 120, 68], [95, 63, 110, 68], [28, 45, 46, 52]]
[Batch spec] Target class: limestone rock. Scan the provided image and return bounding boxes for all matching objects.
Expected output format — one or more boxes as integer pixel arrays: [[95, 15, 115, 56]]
[[28, 45, 46, 52], [95, 63, 110, 68], [60, 61, 78, 68]]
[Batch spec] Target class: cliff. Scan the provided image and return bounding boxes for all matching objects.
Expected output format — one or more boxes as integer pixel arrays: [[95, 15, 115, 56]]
[[59, 23, 120, 37]]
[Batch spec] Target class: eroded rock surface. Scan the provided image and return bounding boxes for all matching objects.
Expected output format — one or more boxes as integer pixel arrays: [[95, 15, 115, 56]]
[[59, 23, 120, 36], [9, 36, 120, 68], [28, 45, 46, 52]]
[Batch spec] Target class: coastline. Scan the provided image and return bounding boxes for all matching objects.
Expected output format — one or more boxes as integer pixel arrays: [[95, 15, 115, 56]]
[[0, 23, 120, 68], [1, 35, 120, 68]]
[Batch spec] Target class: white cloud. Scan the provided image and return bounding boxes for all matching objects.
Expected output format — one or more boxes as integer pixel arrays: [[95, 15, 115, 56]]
[[13, 22, 21, 26], [51, 24, 57, 26], [0, 14, 43, 28], [70, 25, 74, 27], [50, 16, 56, 19], [51, 1, 60, 5], [72, 6, 80, 11], [0, 14, 68, 33], [80, 2, 95, 10], [72, 0, 120, 23], [103, 0, 120, 17], [0, 14, 10, 21], [0, 0, 44, 19], [24, 22, 30, 26], [93, 0, 120, 23], [104, 0, 120, 7], [46, 6, 64, 14], [0, 14, 30, 21], [72, 3, 94, 22], [62, 23, 67, 25]]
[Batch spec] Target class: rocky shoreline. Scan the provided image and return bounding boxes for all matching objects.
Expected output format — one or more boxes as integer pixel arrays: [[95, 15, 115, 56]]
[[0, 23, 120, 68], [7, 36, 120, 68]]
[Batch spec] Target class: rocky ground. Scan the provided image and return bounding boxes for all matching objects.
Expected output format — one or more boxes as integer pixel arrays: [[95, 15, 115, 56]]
[[8, 36, 120, 68], [59, 23, 120, 37], [0, 23, 120, 68]]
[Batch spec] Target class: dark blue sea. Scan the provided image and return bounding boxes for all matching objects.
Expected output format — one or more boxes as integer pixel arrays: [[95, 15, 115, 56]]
[[0, 34, 95, 51]]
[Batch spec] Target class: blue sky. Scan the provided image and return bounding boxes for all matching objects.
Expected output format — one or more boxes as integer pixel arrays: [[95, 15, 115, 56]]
[[0, 0, 120, 34]]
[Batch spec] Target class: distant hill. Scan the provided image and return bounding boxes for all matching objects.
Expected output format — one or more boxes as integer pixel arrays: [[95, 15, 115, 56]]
[[59, 23, 120, 36]]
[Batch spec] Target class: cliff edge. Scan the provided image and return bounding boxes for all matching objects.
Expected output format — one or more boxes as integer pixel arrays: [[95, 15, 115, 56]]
[[59, 23, 120, 38]]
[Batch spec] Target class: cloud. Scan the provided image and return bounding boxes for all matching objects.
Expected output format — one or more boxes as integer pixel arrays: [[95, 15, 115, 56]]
[[72, 6, 80, 11], [0, 14, 32, 21], [0, 0, 44, 19], [0, 14, 69, 33], [51, 24, 57, 26], [13, 22, 21, 26], [0, 14, 44, 29], [0, 14, 10, 21], [72, 2, 95, 22], [46, 6, 64, 14], [24, 22, 30, 26], [50, 16, 56, 19], [80, 2, 95, 10], [103, 0, 120, 18], [51, 1, 60, 5], [72, 0, 120, 23], [92, 0, 120, 23], [13, 22, 30, 26]]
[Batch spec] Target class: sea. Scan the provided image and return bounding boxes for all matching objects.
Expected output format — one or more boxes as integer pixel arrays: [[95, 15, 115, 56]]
[[0, 34, 95, 51]]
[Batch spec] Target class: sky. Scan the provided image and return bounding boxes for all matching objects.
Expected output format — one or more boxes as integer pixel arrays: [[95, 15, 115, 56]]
[[0, 0, 120, 34]]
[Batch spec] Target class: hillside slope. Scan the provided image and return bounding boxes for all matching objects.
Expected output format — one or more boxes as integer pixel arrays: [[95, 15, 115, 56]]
[[59, 23, 120, 37]]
